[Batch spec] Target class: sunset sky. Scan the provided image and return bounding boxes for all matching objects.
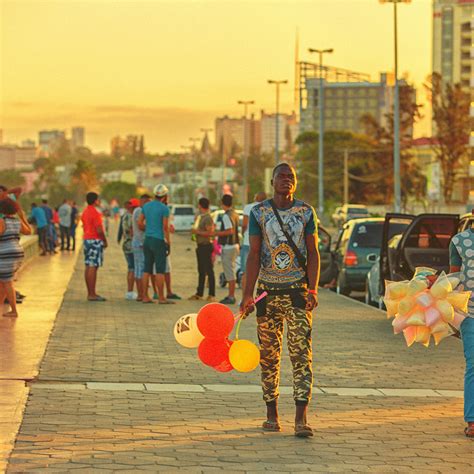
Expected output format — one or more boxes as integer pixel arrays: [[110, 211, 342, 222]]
[[1, 0, 432, 153]]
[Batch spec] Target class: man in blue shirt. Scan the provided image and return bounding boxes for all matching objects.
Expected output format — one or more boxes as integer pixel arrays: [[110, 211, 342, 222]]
[[241, 163, 320, 438], [41, 199, 55, 253], [138, 184, 172, 304], [31, 203, 48, 256]]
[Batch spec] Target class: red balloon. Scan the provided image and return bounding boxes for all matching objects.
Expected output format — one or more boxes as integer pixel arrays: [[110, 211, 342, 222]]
[[197, 303, 235, 339], [198, 338, 233, 371]]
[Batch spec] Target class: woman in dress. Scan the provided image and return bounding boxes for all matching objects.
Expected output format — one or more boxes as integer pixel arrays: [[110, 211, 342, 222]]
[[0, 198, 31, 317]]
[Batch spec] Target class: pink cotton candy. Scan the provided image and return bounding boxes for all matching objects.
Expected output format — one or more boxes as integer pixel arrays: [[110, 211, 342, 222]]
[[425, 307, 441, 327]]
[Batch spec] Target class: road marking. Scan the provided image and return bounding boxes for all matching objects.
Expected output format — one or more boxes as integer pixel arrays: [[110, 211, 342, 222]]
[[29, 381, 463, 398]]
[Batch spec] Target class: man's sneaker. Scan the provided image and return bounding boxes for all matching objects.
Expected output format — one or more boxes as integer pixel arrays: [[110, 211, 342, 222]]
[[167, 293, 182, 300], [125, 291, 137, 301], [188, 294, 203, 301], [219, 296, 236, 305], [207, 296, 217, 302]]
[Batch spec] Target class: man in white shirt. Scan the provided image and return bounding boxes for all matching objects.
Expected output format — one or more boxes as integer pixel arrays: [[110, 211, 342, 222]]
[[215, 194, 240, 305], [241, 192, 267, 292]]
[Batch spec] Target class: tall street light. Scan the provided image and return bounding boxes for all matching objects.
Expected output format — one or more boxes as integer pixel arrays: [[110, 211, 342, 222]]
[[189, 137, 200, 203], [267, 79, 288, 166], [238, 100, 255, 205], [308, 48, 333, 217], [380, 0, 411, 212], [200, 128, 213, 191]]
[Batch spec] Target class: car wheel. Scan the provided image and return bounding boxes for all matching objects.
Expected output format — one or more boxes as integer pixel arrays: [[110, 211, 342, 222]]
[[219, 273, 227, 288], [336, 274, 350, 296]]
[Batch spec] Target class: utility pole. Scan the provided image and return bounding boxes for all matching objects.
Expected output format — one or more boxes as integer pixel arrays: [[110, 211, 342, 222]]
[[181, 144, 194, 204], [200, 128, 213, 193], [189, 137, 200, 204], [267, 79, 288, 166], [237, 100, 255, 206], [308, 48, 333, 218], [344, 149, 349, 205], [379, 0, 411, 212]]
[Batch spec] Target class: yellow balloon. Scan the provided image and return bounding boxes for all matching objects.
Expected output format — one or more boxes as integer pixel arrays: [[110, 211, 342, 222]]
[[229, 340, 260, 373]]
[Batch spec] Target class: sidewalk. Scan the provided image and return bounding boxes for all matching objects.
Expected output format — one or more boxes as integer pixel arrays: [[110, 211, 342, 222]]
[[0, 248, 81, 473], [4, 230, 474, 472]]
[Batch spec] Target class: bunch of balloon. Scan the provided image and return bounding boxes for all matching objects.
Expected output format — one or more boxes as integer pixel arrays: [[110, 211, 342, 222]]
[[196, 303, 235, 372], [383, 267, 471, 347]]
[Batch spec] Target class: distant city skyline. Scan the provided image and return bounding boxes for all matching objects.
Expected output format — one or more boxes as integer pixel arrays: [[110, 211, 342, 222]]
[[1, 0, 433, 153]]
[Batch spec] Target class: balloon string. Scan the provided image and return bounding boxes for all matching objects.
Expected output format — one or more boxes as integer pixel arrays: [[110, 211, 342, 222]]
[[233, 291, 268, 340]]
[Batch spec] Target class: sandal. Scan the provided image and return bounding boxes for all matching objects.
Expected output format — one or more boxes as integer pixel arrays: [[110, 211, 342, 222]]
[[294, 423, 314, 438], [465, 424, 474, 438], [262, 420, 281, 432]]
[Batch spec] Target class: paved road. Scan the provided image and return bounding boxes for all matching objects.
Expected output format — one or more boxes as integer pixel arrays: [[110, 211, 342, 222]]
[[3, 227, 474, 472]]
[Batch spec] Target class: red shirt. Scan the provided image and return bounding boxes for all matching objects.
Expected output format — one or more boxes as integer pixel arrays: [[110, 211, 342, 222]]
[[81, 205, 104, 240]]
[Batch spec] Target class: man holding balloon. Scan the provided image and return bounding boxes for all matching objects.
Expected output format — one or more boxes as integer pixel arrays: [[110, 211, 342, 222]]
[[241, 163, 320, 438]]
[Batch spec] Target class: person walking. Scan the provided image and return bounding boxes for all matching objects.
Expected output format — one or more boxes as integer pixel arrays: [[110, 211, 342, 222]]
[[118, 198, 139, 300], [241, 192, 267, 294], [138, 184, 173, 304], [81, 192, 108, 301], [41, 199, 56, 254], [58, 199, 72, 250], [241, 163, 320, 438], [30, 203, 48, 256], [0, 198, 31, 317], [70, 201, 79, 251], [215, 194, 240, 305], [132, 194, 150, 302], [189, 197, 216, 302], [449, 217, 474, 438]]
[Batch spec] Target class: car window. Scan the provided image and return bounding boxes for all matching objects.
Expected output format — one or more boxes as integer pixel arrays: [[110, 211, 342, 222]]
[[351, 223, 383, 248], [348, 207, 368, 214], [174, 207, 194, 216], [404, 217, 458, 249]]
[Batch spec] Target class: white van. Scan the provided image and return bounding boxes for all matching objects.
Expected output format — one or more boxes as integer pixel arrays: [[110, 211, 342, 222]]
[[169, 204, 195, 231]]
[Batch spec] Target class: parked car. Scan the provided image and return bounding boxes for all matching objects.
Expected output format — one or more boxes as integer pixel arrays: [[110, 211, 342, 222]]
[[333, 204, 369, 228], [365, 212, 467, 307], [333, 218, 387, 296], [169, 204, 195, 231]]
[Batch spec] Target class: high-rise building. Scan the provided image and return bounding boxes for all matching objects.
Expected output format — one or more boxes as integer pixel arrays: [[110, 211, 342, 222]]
[[71, 127, 85, 149], [215, 116, 260, 159], [0, 145, 36, 171], [260, 111, 298, 154], [38, 130, 65, 157], [433, 0, 474, 202], [433, 0, 473, 89], [110, 135, 144, 157], [300, 72, 412, 136]]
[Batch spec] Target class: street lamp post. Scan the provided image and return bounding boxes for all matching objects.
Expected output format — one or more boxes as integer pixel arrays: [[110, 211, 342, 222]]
[[267, 79, 288, 166], [189, 137, 200, 204], [238, 100, 255, 206], [308, 48, 333, 218], [379, 0, 411, 212], [200, 128, 213, 192]]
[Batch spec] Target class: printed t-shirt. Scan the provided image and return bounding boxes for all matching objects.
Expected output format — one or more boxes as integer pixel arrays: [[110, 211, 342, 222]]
[[248, 199, 317, 288], [142, 200, 170, 240], [196, 212, 213, 245], [82, 205, 104, 240], [449, 228, 474, 317], [121, 212, 133, 253], [31, 207, 47, 229]]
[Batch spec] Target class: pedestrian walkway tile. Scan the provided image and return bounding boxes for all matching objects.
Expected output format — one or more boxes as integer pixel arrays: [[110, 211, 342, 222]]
[[86, 382, 145, 391], [378, 388, 441, 397], [145, 383, 205, 392], [320, 387, 383, 396]]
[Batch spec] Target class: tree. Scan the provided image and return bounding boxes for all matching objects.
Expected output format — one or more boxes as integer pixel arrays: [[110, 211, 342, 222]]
[[424, 72, 470, 203], [0, 169, 25, 188], [71, 160, 98, 200], [101, 181, 137, 206], [360, 82, 425, 207]]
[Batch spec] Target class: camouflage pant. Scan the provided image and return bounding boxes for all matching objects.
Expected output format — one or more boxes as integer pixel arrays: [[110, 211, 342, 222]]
[[257, 293, 313, 404]]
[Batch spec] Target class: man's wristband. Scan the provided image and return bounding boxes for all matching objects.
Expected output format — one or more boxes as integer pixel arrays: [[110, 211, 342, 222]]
[[308, 289, 318, 295]]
